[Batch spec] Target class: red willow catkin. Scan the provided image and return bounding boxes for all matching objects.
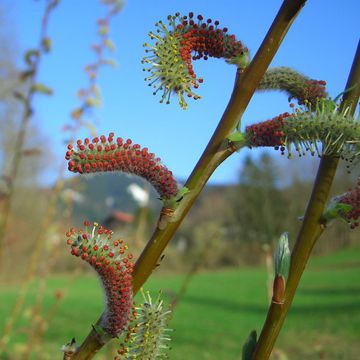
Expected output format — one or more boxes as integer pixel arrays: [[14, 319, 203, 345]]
[[65, 133, 179, 200], [66, 221, 135, 337], [244, 104, 360, 166], [142, 14, 328, 111], [142, 12, 249, 109]]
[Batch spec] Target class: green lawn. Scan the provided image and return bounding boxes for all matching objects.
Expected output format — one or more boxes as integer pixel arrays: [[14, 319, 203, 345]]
[[1, 246, 360, 359]]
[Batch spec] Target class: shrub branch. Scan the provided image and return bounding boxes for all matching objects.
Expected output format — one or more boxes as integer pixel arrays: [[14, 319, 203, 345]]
[[70, 1, 307, 358], [252, 41, 360, 360]]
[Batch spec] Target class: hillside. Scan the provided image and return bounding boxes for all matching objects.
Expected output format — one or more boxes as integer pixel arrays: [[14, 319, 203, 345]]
[[62, 173, 164, 224]]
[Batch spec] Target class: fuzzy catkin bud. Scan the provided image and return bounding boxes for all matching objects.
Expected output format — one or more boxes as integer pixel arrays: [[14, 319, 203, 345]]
[[258, 67, 327, 107], [118, 291, 172, 359], [65, 134, 179, 200], [142, 12, 249, 109], [66, 221, 134, 337]]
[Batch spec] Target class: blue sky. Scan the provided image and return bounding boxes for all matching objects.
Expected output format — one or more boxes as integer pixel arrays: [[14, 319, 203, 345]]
[[6, 0, 360, 184]]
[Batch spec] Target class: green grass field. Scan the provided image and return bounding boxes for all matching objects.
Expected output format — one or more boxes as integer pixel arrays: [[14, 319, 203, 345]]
[[1, 245, 360, 359]]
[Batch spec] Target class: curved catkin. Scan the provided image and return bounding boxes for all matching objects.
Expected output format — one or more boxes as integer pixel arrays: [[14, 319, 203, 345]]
[[116, 291, 172, 360], [66, 221, 134, 337], [258, 67, 327, 107], [245, 107, 360, 165], [142, 12, 249, 109], [65, 133, 179, 200]]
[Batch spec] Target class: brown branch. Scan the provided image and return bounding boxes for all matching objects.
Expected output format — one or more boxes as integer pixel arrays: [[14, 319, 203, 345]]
[[252, 40, 360, 360], [71, 1, 307, 358], [133, 0, 307, 295]]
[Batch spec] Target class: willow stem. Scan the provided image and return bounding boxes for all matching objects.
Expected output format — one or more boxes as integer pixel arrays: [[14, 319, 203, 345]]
[[133, 0, 307, 295], [252, 40, 360, 360], [71, 1, 307, 358]]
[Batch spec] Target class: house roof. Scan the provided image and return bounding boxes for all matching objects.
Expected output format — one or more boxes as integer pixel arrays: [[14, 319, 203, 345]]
[[110, 210, 134, 224]]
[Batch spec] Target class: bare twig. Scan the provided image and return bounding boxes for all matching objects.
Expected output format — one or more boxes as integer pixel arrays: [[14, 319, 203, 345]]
[[0, 0, 57, 261]]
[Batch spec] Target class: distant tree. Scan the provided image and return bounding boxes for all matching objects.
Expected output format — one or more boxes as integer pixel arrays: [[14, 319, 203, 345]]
[[230, 152, 288, 247]]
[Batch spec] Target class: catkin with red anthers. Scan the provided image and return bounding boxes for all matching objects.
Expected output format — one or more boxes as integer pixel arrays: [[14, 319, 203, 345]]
[[245, 102, 360, 167], [257, 67, 327, 107], [65, 133, 179, 200], [66, 221, 134, 337], [142, 12, 249, 109]]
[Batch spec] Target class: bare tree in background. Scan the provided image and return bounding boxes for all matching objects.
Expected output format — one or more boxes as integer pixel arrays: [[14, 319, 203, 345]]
[[0, 4, 55, 277]]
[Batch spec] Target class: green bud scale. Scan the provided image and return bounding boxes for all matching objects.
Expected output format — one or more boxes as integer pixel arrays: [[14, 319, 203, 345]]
[[274, 232, 291, 279], [242, 330, 257, 360], [142, 12, 249, 109]]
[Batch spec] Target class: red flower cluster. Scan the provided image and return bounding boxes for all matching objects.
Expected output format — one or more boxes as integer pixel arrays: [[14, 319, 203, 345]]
[[143, 12, 248, 109], [257, 68, 327, 109], [245, 113, 291, 153], [66, 221, 134, 336], [65, 133, 178, 200], [338, 182, 360, 229], [301, 79, 327, 106], [177, 13, 246, 90]]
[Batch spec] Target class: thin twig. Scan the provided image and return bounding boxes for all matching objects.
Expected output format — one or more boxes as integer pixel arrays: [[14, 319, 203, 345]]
[[0, 0, 57, 261]]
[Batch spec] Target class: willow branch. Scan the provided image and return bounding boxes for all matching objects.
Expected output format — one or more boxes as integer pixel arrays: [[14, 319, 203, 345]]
[[252, 40, 360, 360], [72, 1, 307, 358], [133, 0, 307, 295]]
